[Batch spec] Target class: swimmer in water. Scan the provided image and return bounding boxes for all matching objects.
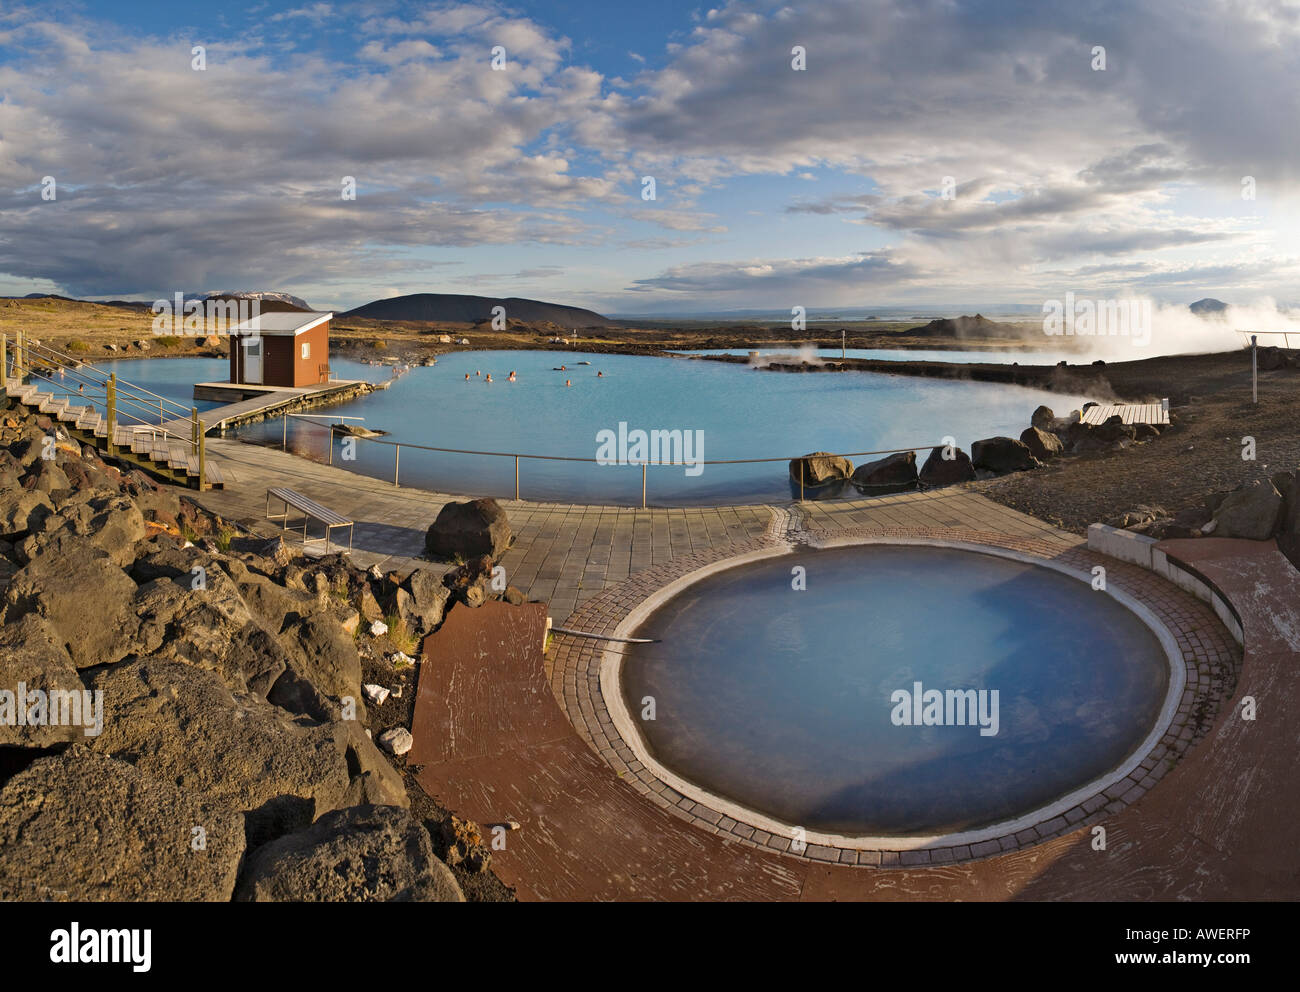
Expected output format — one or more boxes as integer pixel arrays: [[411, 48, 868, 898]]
[[596, 370, 603, 377], [485, 373, 492, 382], [560, 365, 566, 371], [565, 379, 571, 387], [465, 373, 470, 381], [508, 371, 516, 381], [476, 370, 481, 377]]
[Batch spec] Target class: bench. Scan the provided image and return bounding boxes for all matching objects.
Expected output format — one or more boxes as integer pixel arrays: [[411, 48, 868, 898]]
[[265, 486, 354, 554], [319, 364, 338, 383]]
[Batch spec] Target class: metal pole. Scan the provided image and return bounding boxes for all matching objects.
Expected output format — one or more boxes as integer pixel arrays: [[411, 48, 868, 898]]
[[394, 444, 400, 487], [1251, 334, 1258, 404], [1, 333, 7, 385], [841, 328, 845, 359], [641, 463, 647, 509], [514, 455, 520, 500], [800, 465, 804, 503], [15, 329, 22, 380], [198, 425, 206, 490], [282, 412, 288, 450], [328, 432, 334, 466], [106, 375, 117, 448]]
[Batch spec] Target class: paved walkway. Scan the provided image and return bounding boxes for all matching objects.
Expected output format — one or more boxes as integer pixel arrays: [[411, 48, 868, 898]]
[[192, 438, 771, 620]]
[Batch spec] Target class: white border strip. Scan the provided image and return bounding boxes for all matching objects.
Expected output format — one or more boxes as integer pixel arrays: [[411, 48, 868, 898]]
[[599, 538, 1186, 853]]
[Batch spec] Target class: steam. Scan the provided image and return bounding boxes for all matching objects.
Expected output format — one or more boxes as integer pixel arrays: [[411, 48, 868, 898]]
[[1056, 298, 1299, 360], [747, 343, 825, 368]]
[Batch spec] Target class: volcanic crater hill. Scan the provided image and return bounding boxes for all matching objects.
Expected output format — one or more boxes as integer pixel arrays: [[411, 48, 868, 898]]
[[0, 401, 512, 902], [344, 293, 614, 328], [904, 313, 1040, 339]]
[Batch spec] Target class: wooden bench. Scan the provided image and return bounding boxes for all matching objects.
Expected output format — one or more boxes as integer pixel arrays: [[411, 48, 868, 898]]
[[265, 486, 354, 554], [319, 364, 338, 383]]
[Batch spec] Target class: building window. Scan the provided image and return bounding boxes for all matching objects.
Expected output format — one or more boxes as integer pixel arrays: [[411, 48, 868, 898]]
[[301, 341, 310, 360]]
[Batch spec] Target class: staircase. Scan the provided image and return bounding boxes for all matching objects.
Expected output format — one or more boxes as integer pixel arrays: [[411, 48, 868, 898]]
[[2, 332, 229, 491]]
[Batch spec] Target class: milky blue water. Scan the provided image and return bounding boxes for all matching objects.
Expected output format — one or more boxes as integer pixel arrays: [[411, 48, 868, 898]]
[[95, 350, 1092, 505], [672, 347, 1078, 364], [622, 546, 1171, 836]]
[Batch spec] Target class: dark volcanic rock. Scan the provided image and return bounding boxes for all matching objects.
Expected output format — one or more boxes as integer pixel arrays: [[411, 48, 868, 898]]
[[2, 545, 138, 669], [918, 445, 975, 487], [425, 498, 512, 560], [1020, 426, 1064, 460], [971, 436, 1041, 474], [0, 746, 245, 901], [851, 451, 917, 491], [1030, 405, 1055, 430], [1212, 479, 1283, 540], [235, 805, 463, 902], [89, 660, 353, 850]]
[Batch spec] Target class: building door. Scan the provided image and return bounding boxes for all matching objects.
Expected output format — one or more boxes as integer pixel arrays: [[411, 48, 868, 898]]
[[243, 336, 263, 384]]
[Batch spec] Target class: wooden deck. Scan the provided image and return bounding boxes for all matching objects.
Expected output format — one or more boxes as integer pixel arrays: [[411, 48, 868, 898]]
[[1080, 402, 1170, 426], [166, 378, 370, 435]]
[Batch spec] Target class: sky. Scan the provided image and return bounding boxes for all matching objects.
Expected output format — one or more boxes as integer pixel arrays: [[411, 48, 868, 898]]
[[0, 0, 1298, 315]]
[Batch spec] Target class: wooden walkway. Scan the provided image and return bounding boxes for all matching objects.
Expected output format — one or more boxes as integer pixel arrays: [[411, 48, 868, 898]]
[[165, 379, 371, 436], [1080, 402, 1169, 426]]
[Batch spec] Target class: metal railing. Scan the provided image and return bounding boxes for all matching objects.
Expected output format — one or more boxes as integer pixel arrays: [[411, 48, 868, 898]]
[[2, 329, 210, 487], [278, 411, 940, 507], [1237, 329, 1298, 349]]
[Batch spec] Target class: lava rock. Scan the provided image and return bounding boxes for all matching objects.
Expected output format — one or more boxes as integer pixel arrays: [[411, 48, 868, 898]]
[[788, 451, 853, 487], [851, 451, 917, 491], [971, 436, 1041, 474], [425, 498, 513, 560], [1019, 426, 1064, 460], [234, 805, 462, 902], [918, 445, 976, 487]]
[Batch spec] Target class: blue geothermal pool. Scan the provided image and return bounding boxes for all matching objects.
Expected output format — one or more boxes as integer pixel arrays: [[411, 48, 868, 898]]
[[619, 545, 1172, 837], [97, 351, 1092, 505]]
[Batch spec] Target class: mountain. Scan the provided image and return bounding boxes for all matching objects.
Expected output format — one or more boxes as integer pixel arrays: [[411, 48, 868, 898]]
[[1189, 298, 1228, 315], [904, 313, 1034, 339], [343, 293, 612, 327], [202, 290, 312, 311]]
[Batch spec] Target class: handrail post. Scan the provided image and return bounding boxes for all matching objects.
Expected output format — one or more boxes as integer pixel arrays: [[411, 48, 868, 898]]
[[282, 412, 288, 450], [1251, 334, 1258, 404], [1, 333, 7, 385], [106, 374, 117, 450], [800, 465, 805, 503], [641, 463, 647, 509], [328, 428, 334, 466], [394, 444, 400, 487], [198, 424, 206, 491], [191, 406, 198, 450], [14, 329, 23, 381], [514, 455, 520, 501]]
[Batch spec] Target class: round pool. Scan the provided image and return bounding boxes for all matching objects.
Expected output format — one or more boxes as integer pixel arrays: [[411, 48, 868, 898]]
[[616, 544, 1177, 840]]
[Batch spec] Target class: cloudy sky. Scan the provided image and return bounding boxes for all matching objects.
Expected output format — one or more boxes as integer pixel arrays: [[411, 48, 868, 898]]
[[1, 0, 1297, 314]]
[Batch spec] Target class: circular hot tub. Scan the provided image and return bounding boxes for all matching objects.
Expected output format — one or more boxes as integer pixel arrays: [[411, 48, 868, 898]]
[[612, 543, 1181, 844]]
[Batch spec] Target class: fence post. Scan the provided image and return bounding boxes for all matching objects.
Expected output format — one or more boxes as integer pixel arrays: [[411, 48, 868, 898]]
[[1, 333, 7, 385], [106, 375, 117, 450], [799, 465, 804, 503], [198, 425, 206, 491], [641, 463, 647, 509], [282, 412, 288, 450], [328, 431, 334, 466], [1251, 334, 1258, 404], [514, 455, 520, 501], [394, 444, 400, 487]]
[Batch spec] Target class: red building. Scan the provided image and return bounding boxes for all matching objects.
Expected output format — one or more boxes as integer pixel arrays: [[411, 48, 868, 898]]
[[227, 311, 333, 388]]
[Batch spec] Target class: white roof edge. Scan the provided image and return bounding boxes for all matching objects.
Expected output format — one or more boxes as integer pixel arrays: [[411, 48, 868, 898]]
[[230, 311, 334, 335]]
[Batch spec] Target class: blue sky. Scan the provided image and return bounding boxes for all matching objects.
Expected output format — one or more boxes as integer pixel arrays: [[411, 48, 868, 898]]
[[1, 0, 1297, 314]]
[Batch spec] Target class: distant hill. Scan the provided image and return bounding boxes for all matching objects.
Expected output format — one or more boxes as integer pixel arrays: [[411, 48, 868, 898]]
[[1189, 298, 1228, 315], [905, 313, 1033, 339], [344, 293, 612, 327]]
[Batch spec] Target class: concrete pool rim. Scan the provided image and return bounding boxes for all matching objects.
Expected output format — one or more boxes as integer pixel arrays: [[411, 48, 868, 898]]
[[594, 536, 1194, 861]]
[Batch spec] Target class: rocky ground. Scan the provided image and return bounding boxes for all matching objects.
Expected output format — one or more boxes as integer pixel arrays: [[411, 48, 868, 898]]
[[0, 398, 516, 901]]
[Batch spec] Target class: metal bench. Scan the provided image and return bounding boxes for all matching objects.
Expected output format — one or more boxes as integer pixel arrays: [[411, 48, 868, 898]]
[[265, 486, 354, 554]]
